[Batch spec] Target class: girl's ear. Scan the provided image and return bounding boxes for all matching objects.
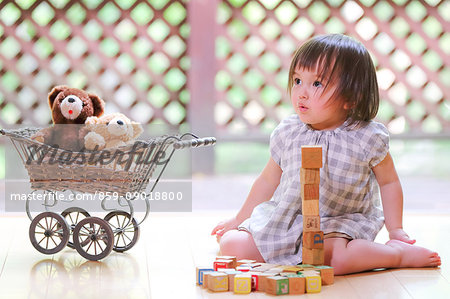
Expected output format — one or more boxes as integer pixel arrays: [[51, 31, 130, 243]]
[[343, 102, 354, 110]]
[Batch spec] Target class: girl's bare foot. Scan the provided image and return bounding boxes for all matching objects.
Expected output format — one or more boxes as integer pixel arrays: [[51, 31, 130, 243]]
[[386, 240, 441, 268]]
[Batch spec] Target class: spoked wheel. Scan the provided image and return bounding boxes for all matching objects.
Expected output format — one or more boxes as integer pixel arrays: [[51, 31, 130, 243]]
[[72, 217, 114, 261], [104, 211, 140, 252], [29, 212, 70, 255], [61, 207, 90, 249]]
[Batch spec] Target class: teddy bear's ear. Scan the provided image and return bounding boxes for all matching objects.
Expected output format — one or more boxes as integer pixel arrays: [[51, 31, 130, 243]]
[[48, 85, 68, 108], [131, 122, 144, 139], [88, 93, 105, 117], [85, 116, 99, 125]]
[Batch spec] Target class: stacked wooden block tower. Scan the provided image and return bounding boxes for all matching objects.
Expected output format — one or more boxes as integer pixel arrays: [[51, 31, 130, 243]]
[[195, 146, 334, 295], [196, 256, 334, 295], [301, 145, 324, 265]]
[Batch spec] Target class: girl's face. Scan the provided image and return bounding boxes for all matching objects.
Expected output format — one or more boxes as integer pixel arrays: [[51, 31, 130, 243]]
[[291, 65, 349, 130]]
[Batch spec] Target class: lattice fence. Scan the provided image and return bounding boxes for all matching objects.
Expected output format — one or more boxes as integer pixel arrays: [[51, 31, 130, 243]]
[[1, 0, 449, 140], [215, 0, 450, 138], [0, 0, 188, 127]]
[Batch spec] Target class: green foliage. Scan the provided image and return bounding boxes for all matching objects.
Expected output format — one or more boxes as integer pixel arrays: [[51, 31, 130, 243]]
[[216, 142, 269, 174], [216, 140, 450, 178]]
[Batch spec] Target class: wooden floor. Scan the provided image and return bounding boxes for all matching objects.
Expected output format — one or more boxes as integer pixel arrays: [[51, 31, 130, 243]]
[[0, 211, 449, 299]]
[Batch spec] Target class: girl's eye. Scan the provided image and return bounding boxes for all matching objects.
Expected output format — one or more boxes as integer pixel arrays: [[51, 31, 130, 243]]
[[313, 81, 323, 87], [294, 78, 302, 85]]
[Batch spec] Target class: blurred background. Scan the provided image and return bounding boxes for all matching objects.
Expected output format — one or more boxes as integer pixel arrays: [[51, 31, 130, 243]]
[[0, 4, 448, 297], [0, 0, 449, 192]]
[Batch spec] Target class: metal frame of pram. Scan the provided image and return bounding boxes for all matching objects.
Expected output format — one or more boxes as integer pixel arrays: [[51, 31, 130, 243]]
[[1, 127, 215, 261]]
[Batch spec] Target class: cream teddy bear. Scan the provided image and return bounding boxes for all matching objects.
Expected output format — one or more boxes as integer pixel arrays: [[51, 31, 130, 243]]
[[84, 113, 143, 150]]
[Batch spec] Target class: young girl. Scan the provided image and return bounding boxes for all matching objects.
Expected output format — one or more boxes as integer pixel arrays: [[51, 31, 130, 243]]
[[211, 34, 441, 275]]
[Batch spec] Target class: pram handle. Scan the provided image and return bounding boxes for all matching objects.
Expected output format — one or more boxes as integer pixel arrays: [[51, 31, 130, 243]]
[[173, 137, 216, 149]]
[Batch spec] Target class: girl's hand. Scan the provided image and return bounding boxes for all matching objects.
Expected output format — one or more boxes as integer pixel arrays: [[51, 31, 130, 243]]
[[389, 228, 416, 244], [211, 216, 242, 238]]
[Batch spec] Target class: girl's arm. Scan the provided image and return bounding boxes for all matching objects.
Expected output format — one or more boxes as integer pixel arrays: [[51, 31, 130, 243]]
[[372, 152, 416, 244], [211, 157, 282, 236]]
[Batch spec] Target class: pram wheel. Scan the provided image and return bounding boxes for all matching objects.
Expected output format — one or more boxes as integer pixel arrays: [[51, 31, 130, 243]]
[[61, 207, 90, 249], [104, 211, 140, 252], [72, 217, 114, 261], [29, 212, 70, 255]]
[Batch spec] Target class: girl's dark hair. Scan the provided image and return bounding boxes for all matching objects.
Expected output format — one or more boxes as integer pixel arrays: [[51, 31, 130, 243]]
[[288, 34, 379, 123]]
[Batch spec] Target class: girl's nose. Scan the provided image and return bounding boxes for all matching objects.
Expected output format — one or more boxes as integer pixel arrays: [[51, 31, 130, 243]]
[[298, 88, 309, 99]]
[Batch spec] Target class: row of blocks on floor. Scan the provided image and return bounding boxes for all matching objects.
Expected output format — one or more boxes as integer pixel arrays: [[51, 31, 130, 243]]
[[196, 257, 334, 295]]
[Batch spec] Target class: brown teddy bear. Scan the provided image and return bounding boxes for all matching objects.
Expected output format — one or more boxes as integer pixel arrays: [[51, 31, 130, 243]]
[[84, 112, 143, 150], [32, 85, 105, 151]]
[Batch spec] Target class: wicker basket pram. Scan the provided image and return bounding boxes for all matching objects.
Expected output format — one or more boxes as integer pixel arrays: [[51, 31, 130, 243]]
[[1, 127, 215, 260]]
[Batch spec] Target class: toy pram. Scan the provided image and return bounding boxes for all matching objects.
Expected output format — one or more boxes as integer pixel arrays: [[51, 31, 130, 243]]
[[1, 127, 215, 261]]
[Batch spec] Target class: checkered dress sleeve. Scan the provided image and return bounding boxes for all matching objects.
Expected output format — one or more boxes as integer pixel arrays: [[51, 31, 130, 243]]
[[364, 122, 390, 168]]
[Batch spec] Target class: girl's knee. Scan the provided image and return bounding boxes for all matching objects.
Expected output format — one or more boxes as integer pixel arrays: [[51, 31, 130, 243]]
[[219, 230, 263, 262], [219, 230, 240, 255], [324, 238, 352, 275], [328, 253, 352, 275]]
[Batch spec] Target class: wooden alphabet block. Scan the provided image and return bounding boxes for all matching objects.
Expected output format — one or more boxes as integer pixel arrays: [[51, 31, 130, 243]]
[[302, 248, 314, 265], [288, 275, 306, 294], [302, 248, 324, 265], [301, 184, 319, 200], [255, 273, 273, 292], [234, 274, 252, 294], [265, 267, 283, 274], [315, 266, 334, 285], [303, 215, 320, 232], [302, 199, 319, 216], [214, 259, 234, 271], [202, 271, 216, 289], [217, 268, 235, 273], [250, 273, 258, 291], [303, 231, 324, 249], [301, 269, 321, 276], [281, 266, 302, 273], [238, 263, 260, 269], [208, 272, 228, 292], [236, 259, 256, 266], [249, 263, 272, 272], [215, 255, 237, 268], [300, 168, 320, 184], [299, 264, 316, 269], [266, 276, 289, 295], [196, 267, 214, 285], [301, 146, 322, 168], [226, 271, 242, 292], [305, 275, 322, 293], [236, 265, 251, 272]]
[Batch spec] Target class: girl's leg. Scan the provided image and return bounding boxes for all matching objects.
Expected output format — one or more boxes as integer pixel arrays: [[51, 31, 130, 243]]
[[219, 229, 265, 262], [324, 238, 441, 275]]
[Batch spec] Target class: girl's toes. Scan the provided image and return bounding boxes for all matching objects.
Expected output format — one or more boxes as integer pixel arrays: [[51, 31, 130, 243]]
[[430, 257, 441, 266], [432, 261, 441, 267]]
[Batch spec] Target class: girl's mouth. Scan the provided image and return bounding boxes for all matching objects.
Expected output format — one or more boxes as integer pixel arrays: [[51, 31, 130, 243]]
[[298, 105, 308, 112]]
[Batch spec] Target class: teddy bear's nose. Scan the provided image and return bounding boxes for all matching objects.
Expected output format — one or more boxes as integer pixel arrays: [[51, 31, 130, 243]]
[[68, 97, 75, 103], [117, 120, 124, 125]]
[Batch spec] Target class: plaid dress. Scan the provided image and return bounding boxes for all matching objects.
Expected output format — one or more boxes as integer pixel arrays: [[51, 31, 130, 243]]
[[239, 114, 389, 265]]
